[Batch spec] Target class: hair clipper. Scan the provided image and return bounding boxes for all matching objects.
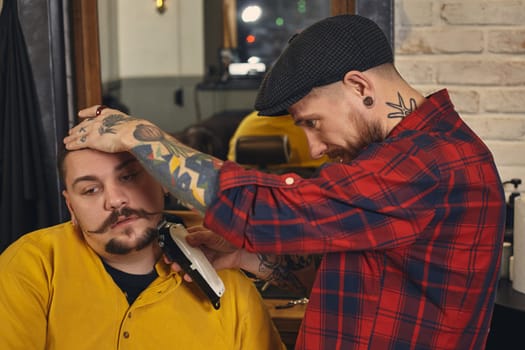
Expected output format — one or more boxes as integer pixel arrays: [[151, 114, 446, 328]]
[[157, 221, 225, 310]]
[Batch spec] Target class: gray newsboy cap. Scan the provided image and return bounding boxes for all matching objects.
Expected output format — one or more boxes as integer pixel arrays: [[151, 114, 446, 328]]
[[254, 15, 393, 116]]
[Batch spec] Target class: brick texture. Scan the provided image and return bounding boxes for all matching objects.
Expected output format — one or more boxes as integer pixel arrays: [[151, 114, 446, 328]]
[[395, 0, 525, 195]]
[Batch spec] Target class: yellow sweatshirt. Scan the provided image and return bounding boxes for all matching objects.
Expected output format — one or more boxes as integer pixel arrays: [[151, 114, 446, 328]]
[[0, 222, 284, 350]]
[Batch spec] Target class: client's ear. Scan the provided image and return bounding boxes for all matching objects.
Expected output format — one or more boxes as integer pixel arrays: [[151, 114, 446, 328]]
[[62, 190, 78, 226]]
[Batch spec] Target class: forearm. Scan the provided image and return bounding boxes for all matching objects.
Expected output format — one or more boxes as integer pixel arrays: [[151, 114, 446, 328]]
[[65, 109, 224, 216], [241, 252, 319, 296], [128, 125, 223, 215]]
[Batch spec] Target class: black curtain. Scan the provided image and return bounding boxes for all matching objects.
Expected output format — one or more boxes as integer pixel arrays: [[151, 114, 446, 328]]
[[0, 0, 53, 251]]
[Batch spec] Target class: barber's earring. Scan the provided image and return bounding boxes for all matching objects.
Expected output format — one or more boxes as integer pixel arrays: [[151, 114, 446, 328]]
[[363, 96, 374, 107]]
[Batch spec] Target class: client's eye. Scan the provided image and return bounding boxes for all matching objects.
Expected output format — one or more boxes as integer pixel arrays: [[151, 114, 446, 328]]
[[81, 186, 99, 196], [121, 170, 141, 183]]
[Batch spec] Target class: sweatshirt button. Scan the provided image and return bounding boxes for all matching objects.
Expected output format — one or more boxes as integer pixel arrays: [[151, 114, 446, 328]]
[[285, 177, 294, 185], [123, 331, 130, 338]]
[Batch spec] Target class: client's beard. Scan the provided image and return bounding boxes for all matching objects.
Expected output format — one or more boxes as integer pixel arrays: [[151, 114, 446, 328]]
[[85, 207, 162, 255], [105, 226, 158, 255]]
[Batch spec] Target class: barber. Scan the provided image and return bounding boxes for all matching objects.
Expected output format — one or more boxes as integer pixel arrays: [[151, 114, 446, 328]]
[[65, 15, 505, 350]]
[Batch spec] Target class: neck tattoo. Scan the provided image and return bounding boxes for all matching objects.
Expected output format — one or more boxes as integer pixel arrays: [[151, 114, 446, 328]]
[[386, 92, 417, 119]]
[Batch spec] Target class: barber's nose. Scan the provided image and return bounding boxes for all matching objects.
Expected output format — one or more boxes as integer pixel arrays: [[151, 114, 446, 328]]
[[104, 185, 129, 211], [305, 134, 327, 160]]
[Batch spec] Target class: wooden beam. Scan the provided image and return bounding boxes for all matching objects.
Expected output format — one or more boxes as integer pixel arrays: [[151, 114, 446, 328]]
[[331, 0, 356, 15], [71, 0, 102, 112], [222, 0, 237, 48]]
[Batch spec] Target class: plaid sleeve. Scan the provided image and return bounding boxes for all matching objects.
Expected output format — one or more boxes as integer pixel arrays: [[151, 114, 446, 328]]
[[204, 135, 441, 255]]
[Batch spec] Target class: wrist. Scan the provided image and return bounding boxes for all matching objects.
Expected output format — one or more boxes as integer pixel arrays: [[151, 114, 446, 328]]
[[239, 251, 277, 280]]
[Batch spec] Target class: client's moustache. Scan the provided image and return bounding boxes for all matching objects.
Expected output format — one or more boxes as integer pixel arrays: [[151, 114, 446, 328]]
[[87, 207, 160, 234]]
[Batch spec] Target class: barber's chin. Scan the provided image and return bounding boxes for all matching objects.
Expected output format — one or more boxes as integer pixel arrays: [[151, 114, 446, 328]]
[[327, 150, 351, 163]]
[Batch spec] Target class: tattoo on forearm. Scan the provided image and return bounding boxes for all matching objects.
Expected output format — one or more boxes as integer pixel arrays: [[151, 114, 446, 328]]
[[386, 92, 417, 119], [169, 153, 220, 212], [258, 254, 319, 295], [95, 114, 220, 214], [134, 124, 193, 158], [132, 142, 220, 214]]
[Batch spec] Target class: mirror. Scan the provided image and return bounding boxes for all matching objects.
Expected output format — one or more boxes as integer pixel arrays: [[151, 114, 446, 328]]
[[73, 1, 355, 134], [221, 0, 331, 80]]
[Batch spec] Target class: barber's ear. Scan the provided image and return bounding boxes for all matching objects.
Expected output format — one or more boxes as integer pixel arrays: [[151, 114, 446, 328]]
[[342, 70, 372, 98]]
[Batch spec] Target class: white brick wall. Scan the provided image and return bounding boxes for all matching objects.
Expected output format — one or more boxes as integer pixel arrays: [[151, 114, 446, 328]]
[[395, 0, 525, 194]]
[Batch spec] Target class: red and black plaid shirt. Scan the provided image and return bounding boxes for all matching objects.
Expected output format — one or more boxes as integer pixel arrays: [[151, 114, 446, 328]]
[[204, 89, 506, 349]]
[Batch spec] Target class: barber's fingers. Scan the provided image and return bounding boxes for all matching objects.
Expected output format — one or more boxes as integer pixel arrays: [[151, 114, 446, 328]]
[[186, 226, 237, 254], [185, 226, 221, 245], [77, 104, 113, 119], [77, 104, 99, 118], [63, 118, 94, 150], [164, 258, 194, 282], [67, 105, 115, 139], [64, 107, 135, 152]]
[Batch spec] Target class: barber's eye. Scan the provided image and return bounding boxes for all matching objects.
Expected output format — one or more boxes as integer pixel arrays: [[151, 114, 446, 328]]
[[304, 120, 318, 128]]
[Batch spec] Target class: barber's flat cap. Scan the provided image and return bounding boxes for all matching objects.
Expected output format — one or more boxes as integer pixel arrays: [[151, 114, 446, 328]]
[[255, 15, 393, 116]]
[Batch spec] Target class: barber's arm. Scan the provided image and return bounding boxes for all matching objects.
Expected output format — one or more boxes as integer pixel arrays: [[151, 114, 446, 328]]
[[65, 107, 318, 294], [64, 106, 223, 216], [178, 226, 317, 295]]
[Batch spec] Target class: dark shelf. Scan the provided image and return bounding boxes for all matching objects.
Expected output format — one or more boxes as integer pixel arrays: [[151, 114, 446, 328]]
[[196, 77, 262, 91], [495, 278, 525, 312]]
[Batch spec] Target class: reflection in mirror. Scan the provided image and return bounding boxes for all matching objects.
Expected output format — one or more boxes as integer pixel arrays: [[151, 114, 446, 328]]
[[97, 0, 205, 132], [232, 0, 330, 78], [96, 1, 334, 141], [202, 0, 332, 122]]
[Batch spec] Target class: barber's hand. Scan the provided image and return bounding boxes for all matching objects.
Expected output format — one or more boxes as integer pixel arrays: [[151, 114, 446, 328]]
[[63, 105, 157, 153], [166, 226, 244, 282]]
